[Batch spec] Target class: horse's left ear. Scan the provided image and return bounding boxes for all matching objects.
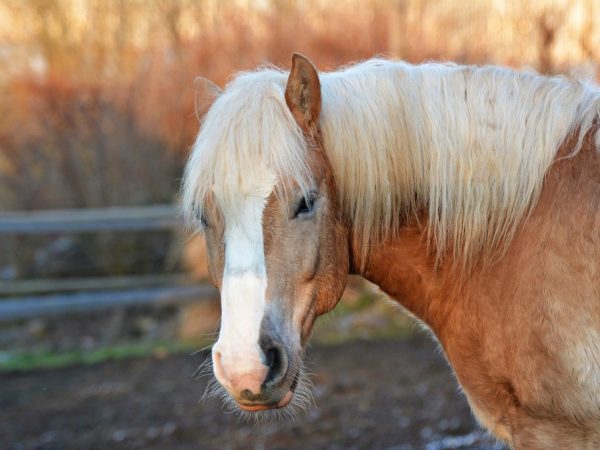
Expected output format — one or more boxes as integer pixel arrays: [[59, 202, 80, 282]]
[[194, 76, 222, 123], [285, 53, 321, 131]]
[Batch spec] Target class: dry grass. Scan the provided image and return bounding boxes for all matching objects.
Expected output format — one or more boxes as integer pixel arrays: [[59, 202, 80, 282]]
[[0, 0, 598, 278], [1, 0, 598, 211]]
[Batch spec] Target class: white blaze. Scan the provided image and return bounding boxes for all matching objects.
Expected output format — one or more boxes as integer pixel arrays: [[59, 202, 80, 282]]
[[212, 186, 273, 381]]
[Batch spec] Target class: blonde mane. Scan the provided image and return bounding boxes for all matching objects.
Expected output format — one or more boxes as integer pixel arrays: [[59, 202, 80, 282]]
[[182, 59, 600, 268]]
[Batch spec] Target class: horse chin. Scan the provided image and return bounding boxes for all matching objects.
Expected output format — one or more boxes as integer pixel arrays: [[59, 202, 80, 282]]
[[236, 390, 294, 412]]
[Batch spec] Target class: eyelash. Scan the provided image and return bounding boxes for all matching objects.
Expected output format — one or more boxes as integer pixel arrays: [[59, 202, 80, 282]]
[[294, 193, 317, 218], [198, 212, 208, 228]]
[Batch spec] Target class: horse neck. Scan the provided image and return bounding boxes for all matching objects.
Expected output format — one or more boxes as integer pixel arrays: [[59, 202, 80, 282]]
[[347, 125, 600, 337], [348, 217, 460, 334]]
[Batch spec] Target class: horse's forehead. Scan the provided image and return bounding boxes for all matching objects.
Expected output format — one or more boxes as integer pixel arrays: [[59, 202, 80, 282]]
[[215, 171, 276, 226]]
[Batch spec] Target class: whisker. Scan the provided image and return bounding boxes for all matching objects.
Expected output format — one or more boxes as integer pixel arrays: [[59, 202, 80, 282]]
[[194, 343, 317, 424], [191, 343, 214, 356]]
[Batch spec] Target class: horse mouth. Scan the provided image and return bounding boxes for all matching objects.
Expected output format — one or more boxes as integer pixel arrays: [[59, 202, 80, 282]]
[[236, 370, 299, 412], [236, 389, 293, 411]]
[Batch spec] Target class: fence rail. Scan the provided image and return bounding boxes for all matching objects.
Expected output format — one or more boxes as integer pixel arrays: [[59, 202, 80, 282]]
[[0, 204, 214, 322], [0, 285, 218, 322], [0, 204, 181, 234], [0, 274, 191, 296]]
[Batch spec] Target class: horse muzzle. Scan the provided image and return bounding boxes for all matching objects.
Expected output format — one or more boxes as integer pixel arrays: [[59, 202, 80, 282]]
[[212, 335, 298, 411]]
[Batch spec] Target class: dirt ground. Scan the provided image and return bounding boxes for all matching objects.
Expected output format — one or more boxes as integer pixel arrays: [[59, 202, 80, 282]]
[[1, 334, 505, 450]]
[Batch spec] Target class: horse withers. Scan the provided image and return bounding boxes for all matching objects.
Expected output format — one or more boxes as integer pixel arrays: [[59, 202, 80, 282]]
[[182, 53, 600, 449]]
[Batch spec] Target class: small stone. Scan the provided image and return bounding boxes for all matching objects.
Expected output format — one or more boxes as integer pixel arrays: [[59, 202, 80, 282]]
[[145, 426, 160, 439], [112, 429, 127, 442], [420, 426, 433, 439], [162, 422, 177, 436]]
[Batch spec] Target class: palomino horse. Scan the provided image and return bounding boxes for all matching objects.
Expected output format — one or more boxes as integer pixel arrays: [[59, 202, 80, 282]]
[[182, 53, 600, 449]]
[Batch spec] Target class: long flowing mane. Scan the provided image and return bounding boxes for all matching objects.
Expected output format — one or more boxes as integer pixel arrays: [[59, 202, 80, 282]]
[[182, 59, 600, 268]]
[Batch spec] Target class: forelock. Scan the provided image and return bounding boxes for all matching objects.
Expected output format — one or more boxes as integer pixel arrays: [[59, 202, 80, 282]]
[[182, 69, 315, 229]]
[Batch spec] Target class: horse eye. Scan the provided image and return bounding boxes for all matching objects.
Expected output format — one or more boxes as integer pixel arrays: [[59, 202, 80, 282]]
[[294, 193, 316, 218], [198, 212, 209, 228]]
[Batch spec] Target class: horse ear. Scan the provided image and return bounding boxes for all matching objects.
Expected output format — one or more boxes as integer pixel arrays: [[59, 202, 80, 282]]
[[194, 77, 222, 122], [285, 53, 321, 131]]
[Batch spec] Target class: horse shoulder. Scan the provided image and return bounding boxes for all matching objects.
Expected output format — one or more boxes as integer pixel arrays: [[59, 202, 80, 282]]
[[444, 132, 600, 446]]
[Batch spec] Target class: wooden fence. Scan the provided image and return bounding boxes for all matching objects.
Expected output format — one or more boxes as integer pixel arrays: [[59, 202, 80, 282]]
[[0, 205, 180, 234], [0, 205, 218, 322]]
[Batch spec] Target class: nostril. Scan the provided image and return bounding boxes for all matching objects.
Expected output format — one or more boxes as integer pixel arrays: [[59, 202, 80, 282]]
[[262, 342, 288, 386], [264, 347, 280, 383], [240, 389, 253, 400]]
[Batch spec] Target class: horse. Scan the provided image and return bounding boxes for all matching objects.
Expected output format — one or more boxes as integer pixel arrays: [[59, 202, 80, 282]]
[[182, 53, 600, 449]]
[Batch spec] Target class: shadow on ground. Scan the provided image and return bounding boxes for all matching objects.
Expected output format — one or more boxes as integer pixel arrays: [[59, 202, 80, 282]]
[[0, 334, 505, 450]]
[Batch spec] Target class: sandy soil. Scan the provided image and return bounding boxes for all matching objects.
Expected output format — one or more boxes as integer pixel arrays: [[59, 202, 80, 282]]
[[1, 335, 505, 450]]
